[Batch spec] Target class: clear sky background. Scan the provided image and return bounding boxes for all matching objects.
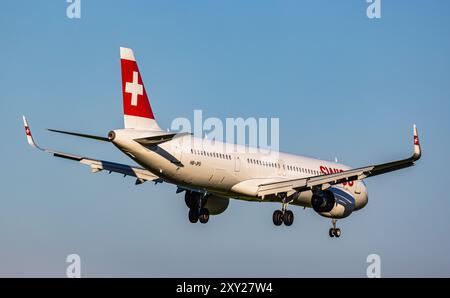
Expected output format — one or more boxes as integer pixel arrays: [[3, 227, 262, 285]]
[[1, 0, 449, 277]]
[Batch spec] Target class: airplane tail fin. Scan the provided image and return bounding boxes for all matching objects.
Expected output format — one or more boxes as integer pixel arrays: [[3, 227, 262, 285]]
[[120, 47, 161, 131]]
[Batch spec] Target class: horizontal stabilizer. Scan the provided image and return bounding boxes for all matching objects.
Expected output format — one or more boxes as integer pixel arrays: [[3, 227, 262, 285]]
[[48, 129, 110, 142]]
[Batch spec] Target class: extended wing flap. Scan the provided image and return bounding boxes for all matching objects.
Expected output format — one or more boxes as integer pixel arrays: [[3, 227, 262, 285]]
[[256, 167, 373, 197], [79, 158, 158, 181]]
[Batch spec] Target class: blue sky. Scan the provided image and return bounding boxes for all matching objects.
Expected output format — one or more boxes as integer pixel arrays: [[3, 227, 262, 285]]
[[1, 0, 449, 277]]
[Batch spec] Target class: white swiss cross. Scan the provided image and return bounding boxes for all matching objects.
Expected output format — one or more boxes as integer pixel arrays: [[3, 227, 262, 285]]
[[125, 71, 143, 106]]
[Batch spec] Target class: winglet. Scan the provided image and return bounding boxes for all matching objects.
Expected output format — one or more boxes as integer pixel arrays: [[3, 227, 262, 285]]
[[22, 116, 43, 151], [412, 124, 421, 161]]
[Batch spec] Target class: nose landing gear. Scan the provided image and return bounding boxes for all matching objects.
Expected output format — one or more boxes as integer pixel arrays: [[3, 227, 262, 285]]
[[329, 219, 341, 238]]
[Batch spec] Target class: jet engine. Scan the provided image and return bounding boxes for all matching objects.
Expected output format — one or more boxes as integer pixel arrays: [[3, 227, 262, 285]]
[[311, 188, 355, 219], [311, 190, 335, 213], [204, 195, 230, 215]]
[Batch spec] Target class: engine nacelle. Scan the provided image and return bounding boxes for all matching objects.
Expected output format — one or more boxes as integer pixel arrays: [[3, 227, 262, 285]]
[[204, 195, 230, 215], [184, 191, 230, 215], [311, 187, 355, 219], [311, 190, 335, 213]]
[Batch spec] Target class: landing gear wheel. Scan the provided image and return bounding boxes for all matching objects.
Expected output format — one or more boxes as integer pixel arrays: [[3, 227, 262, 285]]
[[199, 208, 210, 224], [272, 210, 283, 226], [185, 191, 194, 209], [283, 210, 294, 226], [329, 219, 341, 238], [329, 228, 335, 238], [334, 228, 341, 238], [188, 209, 199, 223]]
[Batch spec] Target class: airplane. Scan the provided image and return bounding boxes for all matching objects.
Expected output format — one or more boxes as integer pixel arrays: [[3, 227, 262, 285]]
[[22, 47, 422, 238]]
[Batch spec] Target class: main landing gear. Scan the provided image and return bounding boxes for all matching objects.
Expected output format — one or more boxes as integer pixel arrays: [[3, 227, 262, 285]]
[[186, 191, 210, 224], [189, 208, 210, 224], [272, 202, 294, 226], [329, 219, 341, 238]]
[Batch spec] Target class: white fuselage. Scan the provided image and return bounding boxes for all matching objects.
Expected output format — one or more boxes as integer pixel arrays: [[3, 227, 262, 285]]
[[111, 129, 368, 216]]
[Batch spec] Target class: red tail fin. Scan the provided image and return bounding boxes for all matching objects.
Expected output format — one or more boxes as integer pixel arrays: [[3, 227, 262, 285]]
[[120, 47, 160, 130]]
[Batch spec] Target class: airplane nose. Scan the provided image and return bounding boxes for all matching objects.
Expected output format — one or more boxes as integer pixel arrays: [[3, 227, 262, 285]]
[[360, 186, 369, 209], [354, 181, 368, 210]]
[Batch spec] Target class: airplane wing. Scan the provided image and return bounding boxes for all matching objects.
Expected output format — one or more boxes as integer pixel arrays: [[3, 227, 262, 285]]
[[256, 125, 422, 198], [23, 116, 160, 184]]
